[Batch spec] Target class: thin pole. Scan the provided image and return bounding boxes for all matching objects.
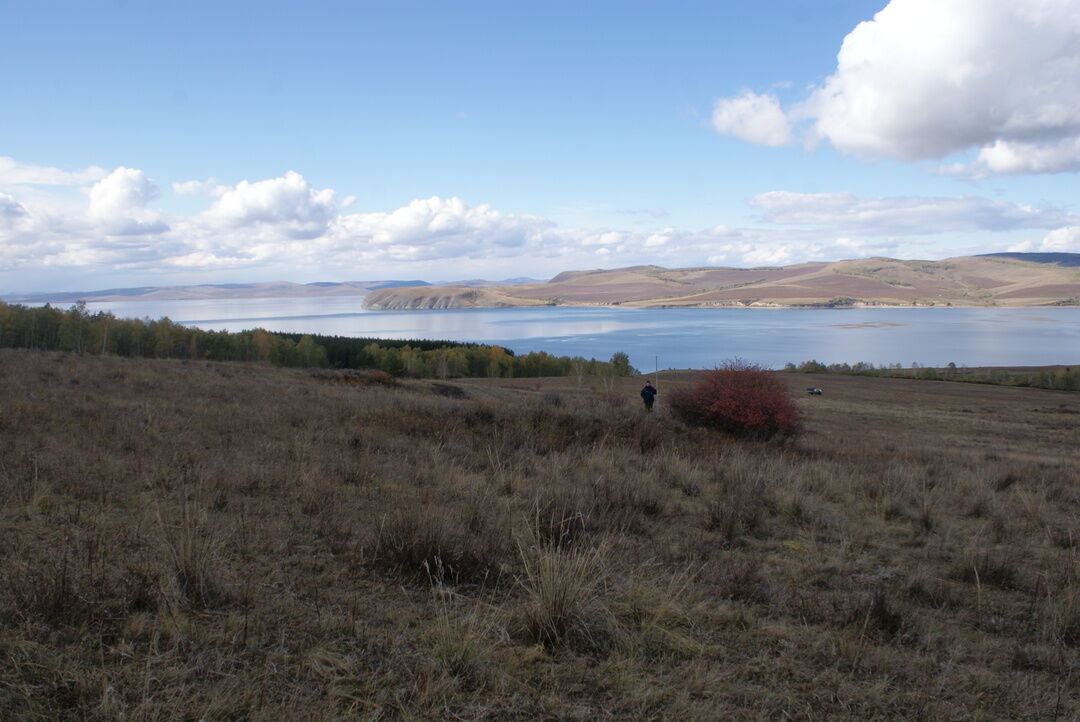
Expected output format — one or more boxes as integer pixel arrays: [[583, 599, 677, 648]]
[[655, 355, 659, 390]]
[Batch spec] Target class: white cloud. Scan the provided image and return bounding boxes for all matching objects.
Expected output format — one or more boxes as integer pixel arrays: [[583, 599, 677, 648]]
[[961, 138, 1080, 177], [327, 196, 556, 262], [172, 178, 224, 197], [709, 244, 795, 267], [712, 0, 1080, 176], [1011, 226, 1080, 252], [87, 167, 168, 236], [1, 165, 178, 274], [703, 236, 900, 267], [1042, 226, 1080, 251], [687, 230, 899, 268], [0, 193, 29, 225], [582, 231, 624, 246], [711, 91, 793, 147], [164, 251, 253, 268], [201, 171, 339, 240], [0, 156, 107, 187], [749, 191, 1076, 235], [1, 158, 1074, 288]]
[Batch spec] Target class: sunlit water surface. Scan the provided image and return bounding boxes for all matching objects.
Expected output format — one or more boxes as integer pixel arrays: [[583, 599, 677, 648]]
[[82, 296, 1080, 370]]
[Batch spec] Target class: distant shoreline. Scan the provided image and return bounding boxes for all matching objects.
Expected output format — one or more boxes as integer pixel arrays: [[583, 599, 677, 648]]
[[9, 295, 1079, 311], [7, 251, 1080, 309], [362, 298, 1080, 311]]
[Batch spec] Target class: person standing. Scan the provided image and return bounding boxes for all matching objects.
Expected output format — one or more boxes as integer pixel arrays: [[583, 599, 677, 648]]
[[640, 381, 658, 411]]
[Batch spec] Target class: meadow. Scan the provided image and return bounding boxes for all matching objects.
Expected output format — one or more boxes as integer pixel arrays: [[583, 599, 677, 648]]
[[1, 348, 1078, 719]]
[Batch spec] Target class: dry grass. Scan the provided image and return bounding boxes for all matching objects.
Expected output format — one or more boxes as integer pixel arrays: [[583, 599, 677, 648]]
[[514, 540, 611, 651], [0, 348, 1078, 719]]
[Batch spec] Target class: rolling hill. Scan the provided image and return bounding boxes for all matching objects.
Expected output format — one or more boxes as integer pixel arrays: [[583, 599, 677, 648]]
[[363, 253, 1080, 309]]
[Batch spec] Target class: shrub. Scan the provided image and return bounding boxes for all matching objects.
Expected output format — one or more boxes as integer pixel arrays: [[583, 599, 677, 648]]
[[667, 359, 800, 440]]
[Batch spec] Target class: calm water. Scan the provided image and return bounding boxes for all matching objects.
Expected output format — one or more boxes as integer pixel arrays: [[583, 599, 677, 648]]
[[81, 296, 1080, 370]]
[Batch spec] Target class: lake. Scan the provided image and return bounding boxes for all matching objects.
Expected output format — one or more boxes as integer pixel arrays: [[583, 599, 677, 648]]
[[78, 296, 1080, 370]]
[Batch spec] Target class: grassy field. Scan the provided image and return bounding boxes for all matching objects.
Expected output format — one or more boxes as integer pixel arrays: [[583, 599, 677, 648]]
[[787, 360, 1080, 393], [1, 349, 1078, 719]]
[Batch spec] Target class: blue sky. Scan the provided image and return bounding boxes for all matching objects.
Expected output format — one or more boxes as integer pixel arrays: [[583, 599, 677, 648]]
[[2, 0, 1078, 292]]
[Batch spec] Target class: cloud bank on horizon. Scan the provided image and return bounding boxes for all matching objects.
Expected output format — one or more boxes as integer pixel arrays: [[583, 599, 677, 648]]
[[2, 0, 1079, 292], [0, 161, 917, 276], [3, 158, 1074, 287]]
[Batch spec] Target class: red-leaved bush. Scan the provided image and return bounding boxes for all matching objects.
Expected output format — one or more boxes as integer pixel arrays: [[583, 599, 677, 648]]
[[666, 359, 800, 440]]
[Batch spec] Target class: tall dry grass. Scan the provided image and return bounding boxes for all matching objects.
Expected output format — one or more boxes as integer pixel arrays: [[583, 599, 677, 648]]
[[0, 348, 1078, 719]]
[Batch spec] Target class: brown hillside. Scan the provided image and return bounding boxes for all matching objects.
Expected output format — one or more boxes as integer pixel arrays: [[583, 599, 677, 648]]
[[364, 254, 1080, 309]]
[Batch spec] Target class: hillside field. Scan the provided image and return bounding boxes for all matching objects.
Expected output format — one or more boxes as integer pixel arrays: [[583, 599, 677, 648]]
[[1, 349, 1078, 719]]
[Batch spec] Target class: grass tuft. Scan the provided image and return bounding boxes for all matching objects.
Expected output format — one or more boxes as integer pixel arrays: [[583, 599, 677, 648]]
[[370, 503, 507, 586], [514, 541, 612, 651]]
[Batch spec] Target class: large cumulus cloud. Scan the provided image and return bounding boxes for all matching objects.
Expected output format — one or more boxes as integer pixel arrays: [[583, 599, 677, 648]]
[[88, 168, 169, 235], [202, 171, 340, 240], [712, 0, 1080, 176], [166, 184, 561, 269], [331, 196, 556, 261]]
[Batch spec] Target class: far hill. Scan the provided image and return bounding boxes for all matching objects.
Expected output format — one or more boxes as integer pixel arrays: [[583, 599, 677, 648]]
[[979, 251, 1080, 266], [4, 277, 550, 305], [3, 280, 432, 304], [363, 253, 1080, 309]]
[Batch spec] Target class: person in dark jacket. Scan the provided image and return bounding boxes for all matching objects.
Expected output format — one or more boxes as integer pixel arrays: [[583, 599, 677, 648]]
[[640, 381, 658, 411]]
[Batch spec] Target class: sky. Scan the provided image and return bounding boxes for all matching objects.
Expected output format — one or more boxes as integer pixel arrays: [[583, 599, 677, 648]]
[[2, 0, 1079, 293]]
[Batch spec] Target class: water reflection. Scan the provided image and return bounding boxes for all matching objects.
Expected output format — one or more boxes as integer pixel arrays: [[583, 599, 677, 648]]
[[81, 298, 1080, 370]]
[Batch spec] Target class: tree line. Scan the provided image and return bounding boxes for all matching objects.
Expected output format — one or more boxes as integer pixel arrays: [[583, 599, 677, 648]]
[[787, 358, 1080, 392], [0, 301, 636, 379]]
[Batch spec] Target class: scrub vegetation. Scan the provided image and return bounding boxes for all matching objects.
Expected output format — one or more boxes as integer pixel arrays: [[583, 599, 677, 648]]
[[666, 360, 801, 440], [1, 349, 1078, 719]]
